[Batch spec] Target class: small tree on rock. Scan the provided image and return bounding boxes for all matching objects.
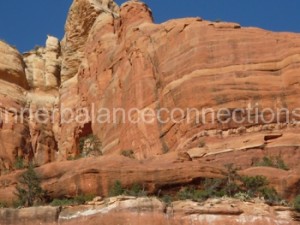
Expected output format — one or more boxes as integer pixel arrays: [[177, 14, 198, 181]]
[[15, 164, 47, 207]]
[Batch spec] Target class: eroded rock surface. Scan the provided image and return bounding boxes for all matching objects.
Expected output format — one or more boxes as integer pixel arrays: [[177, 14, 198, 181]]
[[0, 41, 31, 172], [0, 0, 300, 169], [0, 41, 28, 88], [0, 1, 300, 224], [58, 0, 300, 162], [0, 197, 298, 225]]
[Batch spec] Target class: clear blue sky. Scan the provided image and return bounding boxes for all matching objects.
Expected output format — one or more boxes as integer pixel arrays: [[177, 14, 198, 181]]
[[0, 0, 299, 53]]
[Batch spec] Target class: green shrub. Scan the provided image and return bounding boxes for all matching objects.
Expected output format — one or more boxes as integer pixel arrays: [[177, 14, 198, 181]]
[[203, 178, 225, 197], [125, 183, 147, 197], [14, 157, 25, 170], [275, 156, 289, 170], [241, 176, 268, 197], [177, 188, 212, 202], [241, 175, 281, 204], [50, 194, 94, 207], [177, 187, 195, 200], [234, 192, 251, 201], [15, 164, 47, 207], [109, 180, 125, 197], [161, 195, 173, 205], [172, 174, 282, 205], [193, 190, 215, 200], [50, 198, 75, 207], [222, 164, 241, 197], [109, 181, 149, 197], [255, 156, 273, 167], [260, 187, 281, 205], [222, 182, 240, 197], [121, 150, 135, 159], [294, 195, 300, 212], [254, 156, 289, 170], [73, 194, 94, 204], [79, 134, 102, 157]]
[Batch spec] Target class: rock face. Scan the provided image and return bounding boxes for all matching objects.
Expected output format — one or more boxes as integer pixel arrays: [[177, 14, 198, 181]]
[[0, 0, 299, 167], [23, 35, 61, 166], [60, 0, 119, 82], [0, 41, 28, 89], [0, 154, 223, 202], [0, 41, 31, 172], [59, 197, 297, 225], [0, 36, 62, 170], [58, 0, 300, 162], [0, 197, 297, 225], [24, 36, 61, 90], [0, 1, 300, 224], [0, 154, 298, 204], [0, 206, 60, 225]]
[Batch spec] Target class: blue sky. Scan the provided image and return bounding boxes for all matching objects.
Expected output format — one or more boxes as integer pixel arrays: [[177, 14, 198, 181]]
[[0, 0, 299, 53]]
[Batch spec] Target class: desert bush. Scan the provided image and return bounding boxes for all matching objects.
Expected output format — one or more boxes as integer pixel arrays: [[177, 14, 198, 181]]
[[79, 134, 102, 157], [275, 156, 289, 170], [177, 187, 214, 202], [260, 187, 281, 205], [241, 175, 268, 197], [50, 194, 94, 207], [254, 156, 289, 170], [177, 187, 195, 200], [125, 183, 147, 197], [15, 164, 47, 207], [121, 149, 135, 159], [73, 194, 94, 204], [14, 157, 25, 170], [222, 164, 241, 197], [109, 181, 148, 197], [50, 198, 75, 207], [222, 182, 240, 197], [294, 195, 300, 212], [202, 178, 225, 197], [109, 180, 125, 197], [161, 195, 173, 205], [234, 192, 251, 201]]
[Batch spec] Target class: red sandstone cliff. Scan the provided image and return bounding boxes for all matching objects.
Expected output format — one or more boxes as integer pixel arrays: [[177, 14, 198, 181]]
[[0, 0, 300, 224]]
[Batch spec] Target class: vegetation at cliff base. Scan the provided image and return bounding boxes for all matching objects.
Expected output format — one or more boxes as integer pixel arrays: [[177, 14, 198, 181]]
[[109, 180, 124, 197], [175, 164, 281, 205], [9, 163, 286, 209], [50, 194, 94, 207], [294, 195, 300, 212], [109, 180, 147, 197], [13, 157, 25, 170], [253, 156, 289, 171], [15, 164, 47, 207]]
